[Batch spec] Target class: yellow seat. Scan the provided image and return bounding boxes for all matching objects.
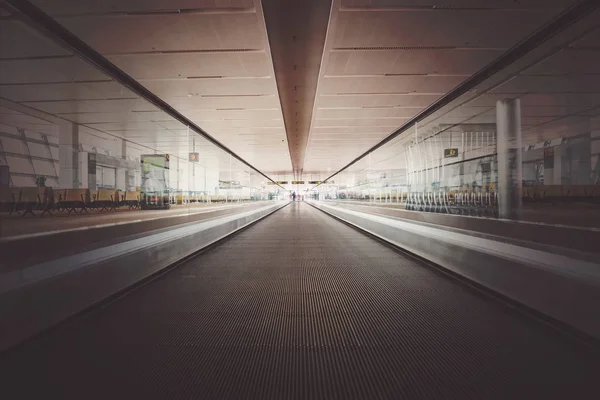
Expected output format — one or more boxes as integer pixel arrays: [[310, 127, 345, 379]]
[[123, 191, 140, 209], [93, 189, 117, 211], [58, 189, 91, 214]]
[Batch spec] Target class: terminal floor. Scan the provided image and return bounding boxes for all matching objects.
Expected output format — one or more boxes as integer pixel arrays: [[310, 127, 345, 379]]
[[0, 201, 252, 239], [1, 202, 598, 399]]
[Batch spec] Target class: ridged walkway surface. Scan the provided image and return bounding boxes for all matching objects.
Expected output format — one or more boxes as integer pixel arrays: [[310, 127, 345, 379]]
[[1, 202, 598, 399]]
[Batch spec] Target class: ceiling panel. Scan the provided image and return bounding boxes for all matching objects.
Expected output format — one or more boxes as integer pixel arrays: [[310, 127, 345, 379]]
[[326, 49, 502, 76], [332, 10, 554, 49], [319, 76, 465, 94], [87, 121, 187, 132], [520, 106, 595, 117], [339, 0, 573, 9], [57, 14, 264, 53], [317, 94, 440, 108], [492, 75, 600, 93], [0, 57, 109, 84], [314, 118, 409, 127], [523, 49, 600, 75], [55, 112, 170, 124], [194, 119, 283, 129], [311, 126, 394, 134], [145, 95, 281, 111], [182, 109, 282, 121], [107, 52, 271, 80], [0, 82, 136, 102], [571, 27, 600, 48], [20, 99, 147, 114], [0, 113, 54, 126], [316, 107, 420, 119], [0, 21, 71, 58], [142, 78, 276, 98], [31, 0, 255, 15]]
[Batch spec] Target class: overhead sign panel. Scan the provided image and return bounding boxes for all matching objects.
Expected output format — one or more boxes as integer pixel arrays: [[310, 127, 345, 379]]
[[292, 181, 305, 184]]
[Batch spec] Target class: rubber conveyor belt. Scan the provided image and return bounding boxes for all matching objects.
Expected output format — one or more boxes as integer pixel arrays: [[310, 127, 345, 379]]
[[1, 202, 598, 399]]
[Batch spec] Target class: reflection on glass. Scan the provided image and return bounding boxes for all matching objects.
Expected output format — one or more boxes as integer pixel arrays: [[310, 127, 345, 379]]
[[310, 13, 600, 229], [0, 14, 280, 242]]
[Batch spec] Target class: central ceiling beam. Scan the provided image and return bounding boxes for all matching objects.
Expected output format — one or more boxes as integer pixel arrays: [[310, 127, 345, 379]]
[[261, 0, 332, 177]]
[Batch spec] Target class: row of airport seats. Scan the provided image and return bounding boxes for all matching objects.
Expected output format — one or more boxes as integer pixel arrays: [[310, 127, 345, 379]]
[[371, 184, 599, 217], [403, 189, 499, 217], [0, 187, 141, 216], [208, 195, 253, 203], [169, 192, 211, 205], [167, 192, 256, 205], [523, 185, 600, 203]]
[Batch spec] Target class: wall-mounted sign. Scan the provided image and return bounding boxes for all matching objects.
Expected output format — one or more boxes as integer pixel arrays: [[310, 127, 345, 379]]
[[189, 152, 199, 162], [444, 148, 459, 158], [291, 181, 305, 184]]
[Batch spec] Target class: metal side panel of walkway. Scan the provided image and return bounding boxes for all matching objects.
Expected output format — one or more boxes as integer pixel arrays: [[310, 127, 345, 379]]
[[0, 202, 598, 399]]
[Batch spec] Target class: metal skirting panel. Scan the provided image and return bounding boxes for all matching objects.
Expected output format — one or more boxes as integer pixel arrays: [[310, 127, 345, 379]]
[[0, 201, 288, 351], [1, 202, 598, 399]]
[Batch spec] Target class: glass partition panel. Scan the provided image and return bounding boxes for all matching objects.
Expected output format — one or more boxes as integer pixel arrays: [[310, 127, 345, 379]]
[[0, 12, 279, 241], [310, 7, 600, 229]]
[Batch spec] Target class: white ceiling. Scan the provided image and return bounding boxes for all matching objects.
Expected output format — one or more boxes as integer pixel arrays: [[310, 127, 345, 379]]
[[0, 0, 292, 175], [2, 0, 600, 180], [303, 0, 592, 173]]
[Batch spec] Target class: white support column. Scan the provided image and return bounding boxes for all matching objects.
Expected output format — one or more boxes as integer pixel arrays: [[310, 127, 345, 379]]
[[116, 139, 127, 190], [59, 123, 80, 189], [496, 99, 523, 220]]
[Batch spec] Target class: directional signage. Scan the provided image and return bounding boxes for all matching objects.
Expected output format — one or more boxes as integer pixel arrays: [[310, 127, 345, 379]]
[[308, 180, 322, 185], [292, 181, 305, 184], [444, 148, 459, 158], [276, 181, 288, 185]]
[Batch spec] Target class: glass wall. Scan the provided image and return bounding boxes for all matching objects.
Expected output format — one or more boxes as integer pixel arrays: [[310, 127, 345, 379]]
[[309, 10, 600, 229], [0, 13, 284, 239]]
